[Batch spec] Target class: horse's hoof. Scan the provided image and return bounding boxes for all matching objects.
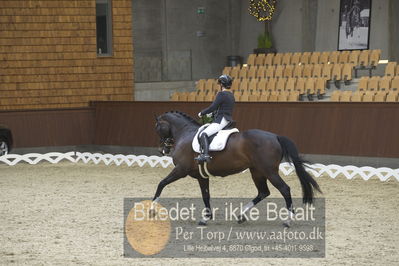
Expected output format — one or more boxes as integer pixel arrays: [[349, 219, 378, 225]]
[[237, 215, 247, 224], [148, 209, 157, 218]]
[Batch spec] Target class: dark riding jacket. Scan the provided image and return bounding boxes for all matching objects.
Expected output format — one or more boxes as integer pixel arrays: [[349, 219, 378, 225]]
[[200, 91, 235, 123]]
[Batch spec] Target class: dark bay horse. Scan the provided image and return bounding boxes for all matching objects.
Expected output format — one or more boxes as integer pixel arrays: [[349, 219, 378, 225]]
[[153, 111, 321, 226]]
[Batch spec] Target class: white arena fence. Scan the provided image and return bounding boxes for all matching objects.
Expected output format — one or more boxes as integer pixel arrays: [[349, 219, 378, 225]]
[[0, 152, 398, 182]]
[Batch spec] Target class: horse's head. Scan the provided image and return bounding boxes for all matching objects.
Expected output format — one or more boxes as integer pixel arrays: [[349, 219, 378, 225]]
[[155, 114, 174, 156], [155, 111, 200, 156]]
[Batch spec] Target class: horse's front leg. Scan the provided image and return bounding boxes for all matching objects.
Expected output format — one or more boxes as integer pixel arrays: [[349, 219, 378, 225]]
[[150, 166, 187, 216], [197, 177, 212, 226]]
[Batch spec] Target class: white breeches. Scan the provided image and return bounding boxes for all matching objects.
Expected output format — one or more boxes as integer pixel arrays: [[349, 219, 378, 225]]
[[200, 117, 229, 137]]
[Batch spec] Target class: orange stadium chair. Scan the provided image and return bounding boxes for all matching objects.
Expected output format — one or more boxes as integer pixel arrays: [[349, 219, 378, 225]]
[[386, 91, 399, 102], [278, 91, 289, 101], [315, 78, 327, 99], [340, 91, 352, 102], [247, 66, 257, 79], [363, 91, 375, 102], [269, 91, 279, 101], [259, 91, 270, 101], [275, 65, 284, 78], [367, 77, 379, 91], [273, 53, 283, 65], [264, 53, 274, 66], [187, 92, 196, 101], [322, 64, 332, 80], [330, 90, 341, 102], [390, 77, 399, 90], [369, 49, 381, 67], [222, 67, 231, 76], [179, 92, 189, 101], [265, 66, 275, 79], [283, 65, 293, 78], [286, 78, 296, 92], [282, 53, 292, 65], [384, 62, 397, 77], [300, 52, 311, 65], [195, 92, 206, 101], [231, 78, 240, 91], [230, 66, 240, 79], [288, 91, 300, 101], [255, 54, 266, 66], [257, 66, 266, 79], [296, 77, 306, 96], [379, 77, 391, 91], [249, 91, 260, 101], [319, 51, 330, 64], [170, 92, 179, 101], [247, 54, 256, 66], [305, 78, 316, 100], [351, 91, 363, 102], [293, 65, 304, 78], [349, 50, 360, 65], [358, 50, 370, 67], [239, 78, 249, 91], [239, 91, 250, 102], [266, 78, 277, 92], [312, 64, 322, 78], [338, 50, 350, 64], [239, 67, 248, 79], [310, 52, 320, 64], [276, 78, 287, 92], [329, 51, 339, 64], [257, 78, 268, 91], [196, 79, 206, 91], [331, 64, 342, 81], [302, 64, 313, 78], [233, 90, 242, 99], [374, 91, 387, 102], [205, 79, 215, 92], [248, 78, 258, 93], [291, 53, 301, 65], [357, 77, 369, 91], [342, 63, 354, 84]]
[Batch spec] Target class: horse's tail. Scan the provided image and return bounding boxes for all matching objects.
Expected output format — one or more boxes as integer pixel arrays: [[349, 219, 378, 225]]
[[277, 135, 322, 204]]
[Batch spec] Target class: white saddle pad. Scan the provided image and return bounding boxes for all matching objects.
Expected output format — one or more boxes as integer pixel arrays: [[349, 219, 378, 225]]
[[192, 124, 239, 153]]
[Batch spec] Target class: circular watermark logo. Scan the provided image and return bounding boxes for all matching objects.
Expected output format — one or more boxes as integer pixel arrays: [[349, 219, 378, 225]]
[[125, 200, 171, 255]]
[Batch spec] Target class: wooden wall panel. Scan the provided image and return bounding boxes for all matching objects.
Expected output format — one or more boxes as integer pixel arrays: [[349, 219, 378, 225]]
[[0, 108, 94, 147], [0, 0, 134, 110], [0, 102, 398, 158], [93, 102, 399, 158]]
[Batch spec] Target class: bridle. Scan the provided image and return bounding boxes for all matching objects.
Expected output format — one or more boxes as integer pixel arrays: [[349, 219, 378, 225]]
[[156, 118, 175, 156], [159, 137, 174, 156]]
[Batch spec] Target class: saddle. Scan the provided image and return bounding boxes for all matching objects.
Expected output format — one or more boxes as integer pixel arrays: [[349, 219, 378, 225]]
[[192, 123, 239, 153]]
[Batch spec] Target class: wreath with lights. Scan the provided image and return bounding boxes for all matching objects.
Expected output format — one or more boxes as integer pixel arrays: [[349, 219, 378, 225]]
[[248, 0, 277, 21]]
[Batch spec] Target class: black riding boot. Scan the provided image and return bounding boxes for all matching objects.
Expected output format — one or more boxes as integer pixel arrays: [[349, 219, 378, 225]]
[[195, 134, 211, 163]]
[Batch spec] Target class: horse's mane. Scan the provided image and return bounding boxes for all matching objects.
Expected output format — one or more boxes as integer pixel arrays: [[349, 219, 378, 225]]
[[163, 110, 200, 126]]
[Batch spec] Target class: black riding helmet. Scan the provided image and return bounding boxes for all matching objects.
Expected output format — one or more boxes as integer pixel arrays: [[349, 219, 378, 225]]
[[217, 74, 233, 89]]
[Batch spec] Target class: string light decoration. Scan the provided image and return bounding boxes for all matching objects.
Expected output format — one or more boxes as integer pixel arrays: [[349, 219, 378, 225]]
[[248, 0, 277, 21]]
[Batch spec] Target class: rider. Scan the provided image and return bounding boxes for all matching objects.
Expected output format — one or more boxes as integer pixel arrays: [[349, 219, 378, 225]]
[[195, 74, 235, 163]]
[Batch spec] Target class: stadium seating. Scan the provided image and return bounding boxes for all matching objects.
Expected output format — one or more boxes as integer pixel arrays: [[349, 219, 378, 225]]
[[174, 49, 394, 103]]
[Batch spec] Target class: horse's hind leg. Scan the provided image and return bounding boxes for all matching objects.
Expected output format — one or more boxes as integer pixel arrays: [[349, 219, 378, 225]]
[[268, 170, 295, 227], [238, 168, 270, 224]]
